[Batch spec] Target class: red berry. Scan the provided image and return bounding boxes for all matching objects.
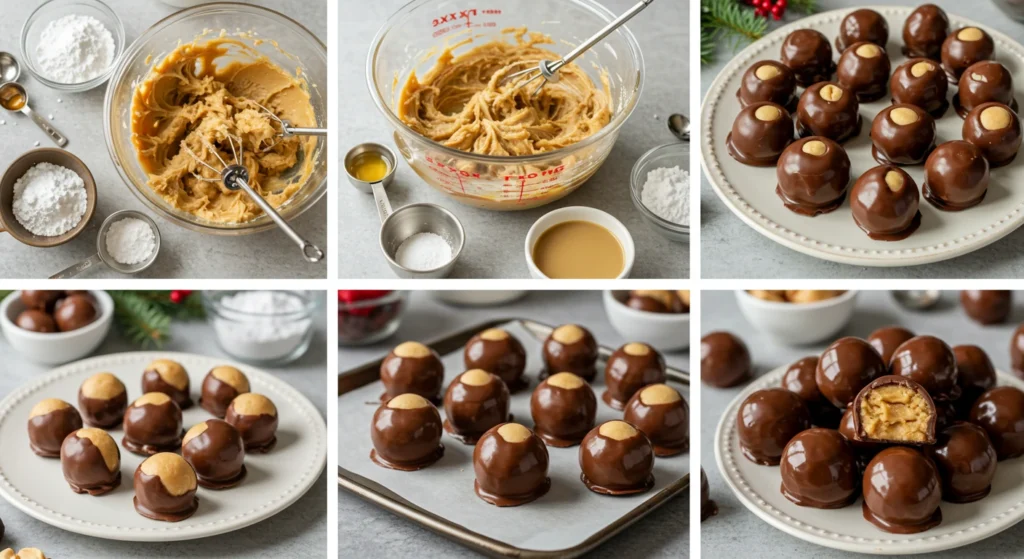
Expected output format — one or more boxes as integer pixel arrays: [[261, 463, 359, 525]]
[[338, 290, 392, 303], [170, 290, 190, 304]]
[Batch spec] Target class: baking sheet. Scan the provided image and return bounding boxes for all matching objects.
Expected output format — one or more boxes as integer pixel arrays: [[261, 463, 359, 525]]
[[338, 320, 689, 552]]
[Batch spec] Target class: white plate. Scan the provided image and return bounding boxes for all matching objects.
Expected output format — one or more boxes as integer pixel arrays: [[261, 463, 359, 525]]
[[0, 351, 327, 542], [700, 6, 1024, 267], [714, 366, 1024, 555]]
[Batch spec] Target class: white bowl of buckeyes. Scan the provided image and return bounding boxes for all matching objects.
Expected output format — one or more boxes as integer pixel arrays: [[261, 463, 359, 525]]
[[0, 290, 114, 365]]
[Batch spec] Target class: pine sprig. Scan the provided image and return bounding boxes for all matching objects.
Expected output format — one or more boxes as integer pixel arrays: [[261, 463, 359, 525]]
[[110, 291, 174, 349], [788, 0, 818, 14], [701, 0, 819, 65]]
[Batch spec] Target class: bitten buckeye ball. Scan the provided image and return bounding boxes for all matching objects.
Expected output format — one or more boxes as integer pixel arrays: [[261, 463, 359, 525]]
[[200, 365, 250, 418], [224, 393, 278, 453]]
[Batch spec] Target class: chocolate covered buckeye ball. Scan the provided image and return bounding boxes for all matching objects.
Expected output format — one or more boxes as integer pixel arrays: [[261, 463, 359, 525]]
[[890, 59, 950, 117], [53, 294, 97, 332], [15, 310, 56, 333], [737, 60, 798, 110], [474, 423, 550, 506], [603, 342, 666, 410], [78, 372, 127, 429], [851, 166, 922, 241], [796, 83, 862, 143], [889, 335, 960, 402], [776, 137, 852, 216], [27, 398, 82, 458], [927, 421, 997, 503], [701, 468, 718, 521], [626, 290, 686, 313], [853, 376, 938, 444], [862, 447, 942, 534], [700, 331, 751, 388], [837, 42, 891, 102], [122, 393, 185, 456], [923, 141, 990, 211], [953, 344, 997, 409], [867, 326, 915, 365], [780, 428, 858, 509], [579, 421, 655, 495], [530, 372, 596, 447], [20, 290, 63, 312], [133, 453, 199, 522], [941, 27, 995, 83], [443, 369, 511, 444], [781, 29, 836, 86], [380, 341, 444, 403], [182, 419, 247, 489], [737, 388, 812, 465], [960, 290, 1012, 325], [200, 365, 250, 418], [902, 4, 949, 60], [969, 386, 1024, 460], [542, 324, 599, 382], [837, 9, 889, 52], [816, 337, 886, 408], [963, 102, 1022, 168], [624, 384, 689, 457], [370, 394, 444, 470], [60, 428, 121, 495], [955, 61, 1018, 117], [1012, 324, 1024, 378], [782, 356, 840, 428], [142, 359, 192, 410], [463, 328, 527, 392], [871, 104, 936, 165], [224, 393, 278, 453], [727, 102, 794, 166]]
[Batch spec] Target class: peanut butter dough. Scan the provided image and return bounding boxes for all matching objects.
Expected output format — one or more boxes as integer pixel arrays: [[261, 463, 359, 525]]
[[398, 29, 612, 156], [131, 37, 317, 224]]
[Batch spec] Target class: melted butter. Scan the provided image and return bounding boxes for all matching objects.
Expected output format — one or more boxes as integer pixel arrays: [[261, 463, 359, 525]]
[[348, 152, 389, 182], [0, 87, 25, 111], [532, 221, 624, 279]]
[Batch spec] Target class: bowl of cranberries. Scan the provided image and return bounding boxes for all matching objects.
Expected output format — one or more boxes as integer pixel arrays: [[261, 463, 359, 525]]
[[338, 290, 407, 346], [0, 290, 114, 365]]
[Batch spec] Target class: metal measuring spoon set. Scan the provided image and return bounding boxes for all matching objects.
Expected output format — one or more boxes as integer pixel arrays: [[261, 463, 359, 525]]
[[0, 52, 68, 147]]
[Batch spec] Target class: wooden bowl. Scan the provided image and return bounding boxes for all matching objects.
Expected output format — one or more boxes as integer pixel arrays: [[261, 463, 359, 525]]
[[0, 148, 97, 247]]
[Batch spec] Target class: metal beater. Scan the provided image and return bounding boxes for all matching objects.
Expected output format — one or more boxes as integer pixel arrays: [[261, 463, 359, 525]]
[[185, 133, 324, 263], [500, 0, 655, 96], [254, 102, 327, 138]]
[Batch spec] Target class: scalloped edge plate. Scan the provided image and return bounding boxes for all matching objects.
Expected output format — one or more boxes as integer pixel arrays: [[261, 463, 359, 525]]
[[0, 351, 327, 542], [700, 6, 1024, 267]]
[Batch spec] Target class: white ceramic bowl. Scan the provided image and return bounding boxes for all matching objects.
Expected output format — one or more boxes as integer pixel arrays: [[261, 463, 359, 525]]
[[734, 290, 858, 346], [0, 290, 114, 365], [602, 290, 689, 352], [525, 206, 635, 279]]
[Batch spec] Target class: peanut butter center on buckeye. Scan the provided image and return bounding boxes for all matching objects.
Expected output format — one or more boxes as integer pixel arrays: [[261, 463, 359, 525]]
[[623, 342, 651, 356], [479, 328, 509, 341], [183, 422, 209, 447], [141, 452, 197, 496], [80, 372, 125, 400], [460, 369, 492, 386], [147, 359, 189, 390], [802, 140, 828, 156], [29, 398, 69, 418], [497, 423, 532, 443], [547, 372, 585, 389], [981, 106, 1013, 130], [958, 27, 984, 41], [388, 393, 430, 410], [755, 64, 781, 80], [231, 393, 277, 417], [599, 420, 638, 440], [393, 341, 431, 358], [76, 428, 118, 472], [890, 107, 919, 125], [885, 171, 905, 192], [552, 324, 585, 344], [754, 104, 782, 122], [640, 384, 682, 406], [134, 392, 172, 407], [859, 385, 933, 442], [855, 43, 882, 58], [911, 61, 935, 78], [819, 84, 844, 102], [211, 366, 250, 393]]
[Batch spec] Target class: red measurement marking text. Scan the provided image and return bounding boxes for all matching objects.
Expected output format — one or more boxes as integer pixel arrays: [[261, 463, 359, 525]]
[[425, 156, 481, 179], [432, 9, 477, 27], [503, 166, 565, 181]]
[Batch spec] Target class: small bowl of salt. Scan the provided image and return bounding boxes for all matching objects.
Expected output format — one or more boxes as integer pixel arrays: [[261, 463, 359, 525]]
[[20, 0, 125, 91], [203, 291, 319, 366], [630, 142, 690, 243]]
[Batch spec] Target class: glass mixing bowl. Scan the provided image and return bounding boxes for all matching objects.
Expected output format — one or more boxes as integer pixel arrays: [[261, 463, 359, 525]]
[[103, 3, 327, 235], [367, 0, 644, 211]]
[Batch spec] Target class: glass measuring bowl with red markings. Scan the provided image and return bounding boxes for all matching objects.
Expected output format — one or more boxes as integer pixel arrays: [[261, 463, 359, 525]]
[[367, 0, 645, 210]]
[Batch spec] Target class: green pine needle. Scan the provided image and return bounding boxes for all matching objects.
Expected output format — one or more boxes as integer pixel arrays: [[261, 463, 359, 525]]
[[701, 0, 818, 65], [107, 291, 205, 349]]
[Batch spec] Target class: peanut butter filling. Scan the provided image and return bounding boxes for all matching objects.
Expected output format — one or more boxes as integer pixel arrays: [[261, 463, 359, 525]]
[[859, 385, 933, 442]]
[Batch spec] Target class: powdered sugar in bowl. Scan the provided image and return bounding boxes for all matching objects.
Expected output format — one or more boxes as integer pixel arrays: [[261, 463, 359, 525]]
[[20, 0, 125, 92], [630, 142, 690, 243], [204, 291, 319, 366]]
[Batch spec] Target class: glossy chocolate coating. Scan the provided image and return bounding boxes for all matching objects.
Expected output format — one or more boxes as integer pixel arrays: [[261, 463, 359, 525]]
[[781, 356, 840, 427], [955, 61, 1017, 117], [852, 375, 938, 444], [28, 405, 82, 457], [200, 369, 248, 418], [776, 137, 851, 216], [1013, 324, 1024, 378], [781, 29, 836, 86], [78, 388, 127, 430], [182, 419, 246, 489], [923, 141, 990, 211], [623, 384, 689, 457], [927, 421, 997, 503], [443, 370, 511, 444], [122, 397, 185, 456], [53, 294, 98, 332], [867, 326, 915, 365], [902, 4, 950, 60], [726, 102, 794, 166], [737, 60, 798, 110], [862, 447, 942, 534], [963, 102, 1022, 167], [890, 59, 950, 117], [473, 424, 550, 506], [837, 42, 891, 102], [603, 343, 667, 410], [737, 388, 812, 465], [529, 374, 597, 447], [889, 335, 960, 401], [960, 290, 1012, 325], [380, 344, 444, 402], [370, 398, 444, 470], [542, 325, 599, 382], [816, 337, 886, 408], [579, 422, 655, 495], [942, 27, 995, 83], [462, 330, 527, 392], [839, 406, 883, 466], [15, 309, 57, 333], [969, 386, 1024, 460], [837, 9, 889, 52], [796, 83, 862, 143], [60, 431, 120, 495], [141, 367, 192, 411], [225, 403, 278, 454], [850, 165, 921, 241], [700, 331, 751, 388], [20, 290, 64, 312], [133, 458, 199, 522], [701, 468, 718, 521], [780, 428, 858, 508], [870, 104, 936, 165], [952, 344, 997, 408], [626, 290, 686, 313]]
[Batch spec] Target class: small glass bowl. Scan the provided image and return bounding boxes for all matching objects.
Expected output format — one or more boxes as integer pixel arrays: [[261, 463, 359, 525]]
[[20, 0, 125, 92], [339, 291, 408, 347], [630, 142, 690, 243], [203, 291, 319, 367]]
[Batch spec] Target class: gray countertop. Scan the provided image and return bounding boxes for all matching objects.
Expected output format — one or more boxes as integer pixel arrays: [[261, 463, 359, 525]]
[[0, 291, 328, 558], [338, 291, 689, 557], [700, 289, 1024, 557], [0, 0, 327, 279], [337, 0, 689, 279], [700, 0, 1024, 279]]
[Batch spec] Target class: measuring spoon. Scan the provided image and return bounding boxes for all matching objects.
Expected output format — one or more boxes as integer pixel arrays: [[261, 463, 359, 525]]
[[344, 143, 465, 279], [50, 210, 161, 278], [0, 52, 20, 82], [668, 113, 690, 142], [0, 82, 67, 147]]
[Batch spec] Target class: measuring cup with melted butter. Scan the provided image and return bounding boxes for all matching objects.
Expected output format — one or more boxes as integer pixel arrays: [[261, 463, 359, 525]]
[[525, 206, 634, 279], [0, 83, 67, 146]]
